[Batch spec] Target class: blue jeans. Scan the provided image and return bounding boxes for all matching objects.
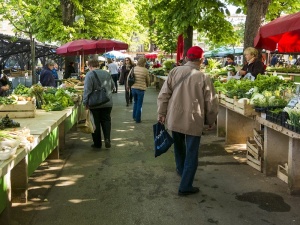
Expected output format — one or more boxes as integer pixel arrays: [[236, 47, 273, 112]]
[[172, 131, 201, 192], [131, 88, 145, 123]]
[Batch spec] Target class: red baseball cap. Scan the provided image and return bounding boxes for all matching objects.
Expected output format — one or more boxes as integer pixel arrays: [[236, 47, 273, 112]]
[[187, 46, 204, 59]]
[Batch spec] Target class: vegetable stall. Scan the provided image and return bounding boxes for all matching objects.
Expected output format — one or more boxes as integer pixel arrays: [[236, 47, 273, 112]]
[[0, 79, 84, 222], [214, 73, 300, 195]]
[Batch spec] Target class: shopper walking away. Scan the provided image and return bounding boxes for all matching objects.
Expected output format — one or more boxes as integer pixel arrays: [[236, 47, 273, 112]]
[[119, 57, 134, 106], [107, 58, 119, 93], [127, 57, 150, 123], [157, 46, 219, 196], [83, 58, 115, 149]]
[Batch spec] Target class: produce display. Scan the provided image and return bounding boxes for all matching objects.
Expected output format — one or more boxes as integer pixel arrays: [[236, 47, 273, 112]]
[[62, 78, 84, 87], [214, 74, 295, 101], [42, 88, 76, 111], [9, 84, 81, 111], [150, 68, 165, 76], [266, 66, 300, 74], [0, 128, 34, 161], [214, 74, 300, 133], [0, 96, 16, 105], [0, 114, 20, 129]]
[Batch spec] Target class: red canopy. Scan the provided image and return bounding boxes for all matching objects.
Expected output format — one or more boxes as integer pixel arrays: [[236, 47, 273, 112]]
[[56, 39, 98, 55], [254, 11, 300, 53], [56, 39, 128, 56], [145, 52, 158, 59], [95, 39, 128, 51]]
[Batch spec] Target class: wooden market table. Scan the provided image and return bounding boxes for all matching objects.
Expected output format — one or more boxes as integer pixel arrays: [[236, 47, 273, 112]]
[[0, 102, 83, 223], [218, 97, 300, 195], [150, 74, 167, 90], [256, 116, 300, 194]]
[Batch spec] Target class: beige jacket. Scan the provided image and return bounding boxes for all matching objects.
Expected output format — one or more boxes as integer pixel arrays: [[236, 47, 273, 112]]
[[127, 66, 150, 90], [157, 61, 219, 136]]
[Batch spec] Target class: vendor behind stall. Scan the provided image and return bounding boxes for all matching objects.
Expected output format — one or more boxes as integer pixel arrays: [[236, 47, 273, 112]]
[[0, 75, 10, 96], [239, 47, 265, 80], [228, 47, 265, 81]]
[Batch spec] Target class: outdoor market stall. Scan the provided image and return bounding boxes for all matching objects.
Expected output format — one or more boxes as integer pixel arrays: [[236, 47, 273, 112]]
[[0, 101, 83, 223], [0, 81, 84, 222]]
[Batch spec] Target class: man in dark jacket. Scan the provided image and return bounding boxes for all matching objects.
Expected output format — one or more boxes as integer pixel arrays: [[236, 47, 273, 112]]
[[40, 60, 56, 87], [64, 62, 76, 79]]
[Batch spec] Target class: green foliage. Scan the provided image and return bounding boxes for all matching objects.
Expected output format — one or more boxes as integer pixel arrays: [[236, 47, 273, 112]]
[[163, 59, 175, 72], [206, 59, 221, 71], [0, 0, 144, 46], [150, 68, 165, 76], [42, 88, 74, 111], [214, 74, 296, 99], [13, 84, 30, 96]]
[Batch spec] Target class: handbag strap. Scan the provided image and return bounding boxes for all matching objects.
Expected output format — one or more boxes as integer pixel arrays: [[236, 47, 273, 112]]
[[92, 70, 102, 88], [128, 67, 134, 77]]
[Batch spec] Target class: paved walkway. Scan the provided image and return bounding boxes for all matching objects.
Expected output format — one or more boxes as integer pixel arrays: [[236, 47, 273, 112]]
[[11, 85, 300, 225]]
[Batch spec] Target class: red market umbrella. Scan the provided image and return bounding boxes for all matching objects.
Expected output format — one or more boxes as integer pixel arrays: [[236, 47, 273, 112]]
[[145, 52, 158, 59], [95, 39, 128, 51], [176, 34, 184, 63], [254, 11, 300, 53], [56, 39, 98, 55]]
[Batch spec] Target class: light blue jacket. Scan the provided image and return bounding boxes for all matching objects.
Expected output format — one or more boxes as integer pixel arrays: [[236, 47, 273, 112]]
[[83, 69, 115, 108]]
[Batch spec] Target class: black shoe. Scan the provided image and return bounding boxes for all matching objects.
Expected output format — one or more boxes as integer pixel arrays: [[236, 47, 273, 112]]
[[178, 187, 199, 196], [105, 139, 111, 148], [126, 104, 129, 107], [91, 144, 101, 149]]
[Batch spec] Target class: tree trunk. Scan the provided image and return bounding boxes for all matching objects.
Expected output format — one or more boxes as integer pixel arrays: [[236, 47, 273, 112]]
[[149, 19, 156, 52], [60, 0, 76, 76], [244, 0, 271, 49], [30, 35, 36, 85], [60, 0, 75, 26], [183, 25, 193, 57]]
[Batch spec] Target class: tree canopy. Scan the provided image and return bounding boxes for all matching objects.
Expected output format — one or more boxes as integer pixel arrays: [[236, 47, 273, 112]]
[[1, 0, 300, 54]]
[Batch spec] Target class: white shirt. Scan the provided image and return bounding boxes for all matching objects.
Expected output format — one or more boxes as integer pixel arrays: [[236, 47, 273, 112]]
[[107, 63, 119, 75]]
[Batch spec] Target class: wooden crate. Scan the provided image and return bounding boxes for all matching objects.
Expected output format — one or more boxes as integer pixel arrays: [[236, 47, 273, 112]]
[[74, 85, 84, 90], [219, 92, 257, 116], [253, 128, 264, 149], [219, 93, 234, 109], [246, 151, 263, 172], [246, 138, 263, 160], [10, 71, 24, 77], [277, 164, 288, 183], [234, 99, 257, 116], [0, 100, 36, 118]]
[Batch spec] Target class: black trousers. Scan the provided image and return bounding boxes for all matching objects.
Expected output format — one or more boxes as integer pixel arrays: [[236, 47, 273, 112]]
[[90, 107, 112, 147], [111, 74, 118, 92], [125, 82, 132, 105]]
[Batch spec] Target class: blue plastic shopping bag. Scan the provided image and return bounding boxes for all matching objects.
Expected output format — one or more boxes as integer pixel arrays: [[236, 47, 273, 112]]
[[153, 122, 174, 157]]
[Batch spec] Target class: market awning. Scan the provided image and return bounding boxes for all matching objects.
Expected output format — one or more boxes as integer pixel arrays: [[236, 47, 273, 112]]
[[254, 11, 300, 53], [204, 47, 243, 58]]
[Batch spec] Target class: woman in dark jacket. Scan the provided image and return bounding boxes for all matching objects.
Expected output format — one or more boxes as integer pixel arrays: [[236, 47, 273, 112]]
[[239, 47, 265, 80], [119, 57, 134, 106]]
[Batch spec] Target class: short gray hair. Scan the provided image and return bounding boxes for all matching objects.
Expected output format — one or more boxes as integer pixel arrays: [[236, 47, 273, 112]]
[[46, 59, 55, 66]]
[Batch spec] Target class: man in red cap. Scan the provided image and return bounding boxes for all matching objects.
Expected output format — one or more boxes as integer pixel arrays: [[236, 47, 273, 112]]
[[157, 46, 219, 196]]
